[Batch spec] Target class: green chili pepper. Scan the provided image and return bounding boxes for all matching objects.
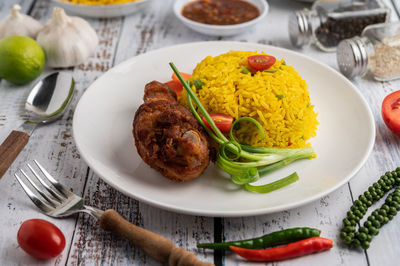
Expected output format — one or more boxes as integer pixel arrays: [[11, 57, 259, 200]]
[[197, 227, 321, 251]]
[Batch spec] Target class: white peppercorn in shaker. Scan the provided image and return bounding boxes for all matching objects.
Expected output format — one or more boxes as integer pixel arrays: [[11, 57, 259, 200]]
[[288, 0, 389, 52], [337, 22, 400, 81]]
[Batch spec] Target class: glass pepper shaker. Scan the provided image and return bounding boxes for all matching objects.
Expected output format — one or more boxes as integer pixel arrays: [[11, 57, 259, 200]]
[[288, 0, 390, 52], [337, 22, 400, 81]]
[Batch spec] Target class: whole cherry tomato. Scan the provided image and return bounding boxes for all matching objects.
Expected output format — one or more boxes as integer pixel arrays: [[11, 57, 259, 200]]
[[247, 55, 276, 71], [382, 90, 400, 136], [17, 219, 66, 259], [202, 113, 234, 133]]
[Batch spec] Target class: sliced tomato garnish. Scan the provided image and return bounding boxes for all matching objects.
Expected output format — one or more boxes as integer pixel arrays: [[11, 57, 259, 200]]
[[382, 90, 400, 136], [165, 80, 183, 98], [172, 72, 191, 82], [248, 55, 276, 71], [202, 113, 233, 133]]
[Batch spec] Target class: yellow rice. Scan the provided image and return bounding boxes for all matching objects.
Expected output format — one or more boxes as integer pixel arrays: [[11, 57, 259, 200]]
[[180, 51, 318, 148]]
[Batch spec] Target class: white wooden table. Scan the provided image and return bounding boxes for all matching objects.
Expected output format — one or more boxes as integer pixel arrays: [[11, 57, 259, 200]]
[[1, 0, 400, 265]]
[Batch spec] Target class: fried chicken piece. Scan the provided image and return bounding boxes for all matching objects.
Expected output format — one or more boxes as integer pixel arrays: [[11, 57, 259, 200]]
[[143, 80, 177, 102], [133, 81, 210, 182]]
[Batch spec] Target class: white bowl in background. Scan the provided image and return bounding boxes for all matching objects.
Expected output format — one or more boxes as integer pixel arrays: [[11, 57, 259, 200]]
[[173, 0, 269, 36], [53, 0, 152, 18]]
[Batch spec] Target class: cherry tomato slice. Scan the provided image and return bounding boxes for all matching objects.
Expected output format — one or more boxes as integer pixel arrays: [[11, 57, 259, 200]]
[[165, 80, 183, 98], [172, 72, 191, 82], [17, 219, 66, 259], [202, 113, 233, 133], [382, 90, 400, 136], [247, 55, 276, 71]]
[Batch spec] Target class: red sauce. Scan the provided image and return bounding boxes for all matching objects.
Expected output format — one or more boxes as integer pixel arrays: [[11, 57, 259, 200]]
[[182, 0, 260, 26]]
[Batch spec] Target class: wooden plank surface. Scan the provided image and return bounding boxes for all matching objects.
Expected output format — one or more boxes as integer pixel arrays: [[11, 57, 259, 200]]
[[0, 0, 127, 265], [1, 0, 400, 265], [222, 0, 400, 265]]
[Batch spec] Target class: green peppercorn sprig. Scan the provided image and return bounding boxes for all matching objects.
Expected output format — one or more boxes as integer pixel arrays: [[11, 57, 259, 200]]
[[340, 168, 400, 249]]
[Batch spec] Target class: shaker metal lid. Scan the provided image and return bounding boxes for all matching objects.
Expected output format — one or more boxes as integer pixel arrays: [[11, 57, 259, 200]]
[[337, 37, 369, 79], [288, 9, 313, 48]]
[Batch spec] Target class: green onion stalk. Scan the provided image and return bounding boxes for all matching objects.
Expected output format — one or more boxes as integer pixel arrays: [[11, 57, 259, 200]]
[[169, 63, 314, 193]]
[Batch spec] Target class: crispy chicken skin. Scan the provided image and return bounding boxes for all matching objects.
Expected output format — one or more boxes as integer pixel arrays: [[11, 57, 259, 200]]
[[143, 80, 177, 102], [133, 81, 210, 182]]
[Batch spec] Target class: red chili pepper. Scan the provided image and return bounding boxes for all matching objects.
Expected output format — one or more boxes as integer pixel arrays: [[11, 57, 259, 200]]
[[230, 237, 333, 262]]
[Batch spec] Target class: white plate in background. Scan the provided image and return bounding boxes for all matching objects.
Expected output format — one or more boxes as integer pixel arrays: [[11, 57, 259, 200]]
[[53, 0, 152, 18]]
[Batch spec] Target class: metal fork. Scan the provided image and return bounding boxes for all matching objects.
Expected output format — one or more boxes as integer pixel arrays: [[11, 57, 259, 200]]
[[15, 160, 213, 266]]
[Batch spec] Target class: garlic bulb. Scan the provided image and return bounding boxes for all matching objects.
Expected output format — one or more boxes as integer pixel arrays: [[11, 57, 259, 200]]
[[0, 5, 43, 39], [36, 7, 98, 68]]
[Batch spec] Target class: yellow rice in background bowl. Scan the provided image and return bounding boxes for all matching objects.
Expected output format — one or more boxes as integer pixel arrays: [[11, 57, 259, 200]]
[[180, 51, 319, 148]]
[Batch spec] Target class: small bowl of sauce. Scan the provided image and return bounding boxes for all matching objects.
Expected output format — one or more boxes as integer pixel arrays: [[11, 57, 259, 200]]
[[174, 0, 268, 36]]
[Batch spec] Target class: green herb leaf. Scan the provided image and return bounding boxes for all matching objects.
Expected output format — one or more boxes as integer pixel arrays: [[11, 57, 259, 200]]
[[193, 79, 204, 90], [241, 66, 250, 74], [263, 69, 277, 73], [276, 94, 285, 99], [282, 60, 286, 65]]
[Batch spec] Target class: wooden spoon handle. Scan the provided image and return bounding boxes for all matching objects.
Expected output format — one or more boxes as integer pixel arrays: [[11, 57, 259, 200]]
[[0, 130, 29, 179], [99, 209, 214, 266]]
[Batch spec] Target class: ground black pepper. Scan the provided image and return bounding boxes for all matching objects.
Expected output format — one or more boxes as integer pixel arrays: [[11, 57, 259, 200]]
[[315, 13, 387, 48]]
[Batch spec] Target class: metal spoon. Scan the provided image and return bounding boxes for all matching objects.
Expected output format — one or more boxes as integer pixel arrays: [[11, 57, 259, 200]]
[[0, 72, 75, 179]]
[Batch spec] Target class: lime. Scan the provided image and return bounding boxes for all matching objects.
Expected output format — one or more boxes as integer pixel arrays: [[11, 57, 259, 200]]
[[0, 36, 45, 85]]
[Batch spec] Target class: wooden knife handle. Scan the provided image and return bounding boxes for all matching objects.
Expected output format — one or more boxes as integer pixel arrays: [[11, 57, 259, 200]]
[[0, 130, 29, 179], [99, 209, 214, 266]]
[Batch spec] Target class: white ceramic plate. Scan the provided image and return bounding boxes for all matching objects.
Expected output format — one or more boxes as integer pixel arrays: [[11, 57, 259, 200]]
[[53, 0, 152, 18], [73, 41, 375, 217]]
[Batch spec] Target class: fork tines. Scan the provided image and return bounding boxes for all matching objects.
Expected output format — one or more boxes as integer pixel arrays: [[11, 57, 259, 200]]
[[14, 160, 71, 213]]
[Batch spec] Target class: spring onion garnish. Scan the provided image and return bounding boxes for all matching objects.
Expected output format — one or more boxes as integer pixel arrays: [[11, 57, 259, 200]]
[[245, 172, 299, 193], [241, 66, 250, 74], [263, 69, 277, 73], [169, 62, 314, 193]]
